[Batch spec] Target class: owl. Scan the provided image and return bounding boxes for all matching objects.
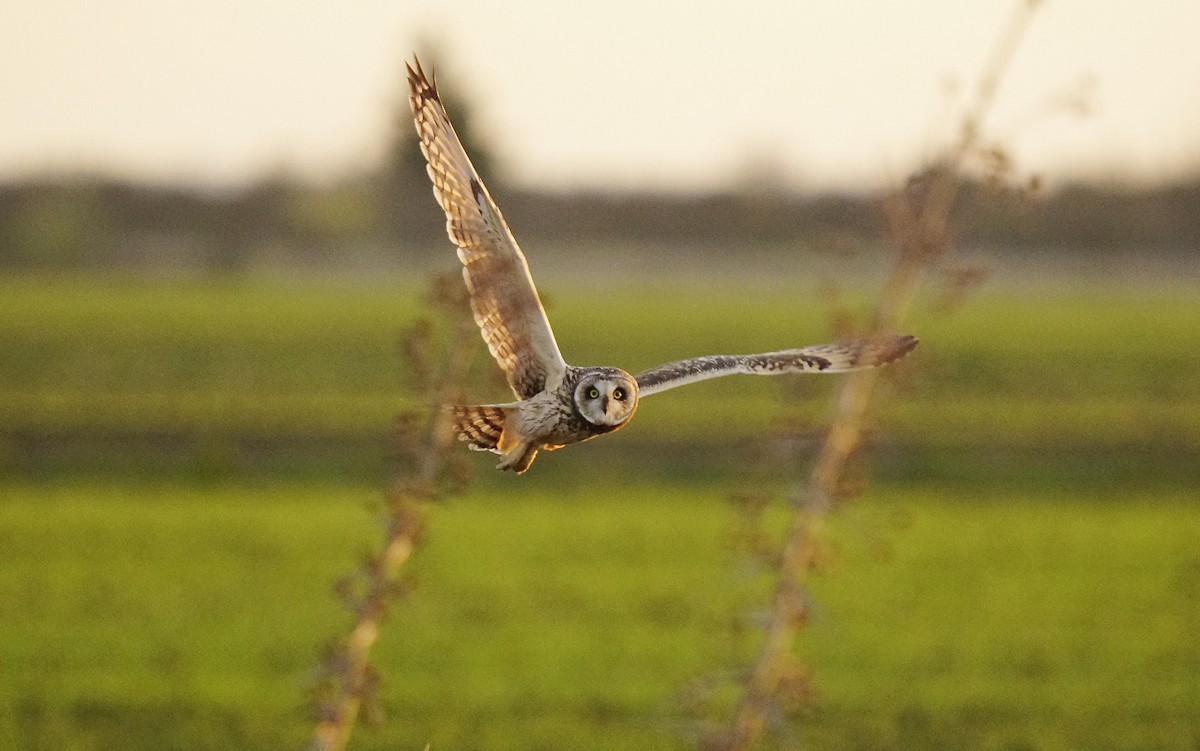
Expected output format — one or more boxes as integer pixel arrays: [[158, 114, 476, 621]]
[[406, 59, 917, 473]]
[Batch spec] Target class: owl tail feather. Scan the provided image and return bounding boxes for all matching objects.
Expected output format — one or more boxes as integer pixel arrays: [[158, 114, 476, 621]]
[[451, 405, 539, 473], [451, 405, 508, 452]]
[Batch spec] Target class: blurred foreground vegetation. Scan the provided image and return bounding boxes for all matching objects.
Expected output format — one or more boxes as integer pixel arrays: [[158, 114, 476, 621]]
[[1, 273, 1197, 750]]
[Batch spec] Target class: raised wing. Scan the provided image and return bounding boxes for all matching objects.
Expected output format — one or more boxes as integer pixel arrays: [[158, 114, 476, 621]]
[[635, 334, 918, 397], [407, 58, 567, 400]]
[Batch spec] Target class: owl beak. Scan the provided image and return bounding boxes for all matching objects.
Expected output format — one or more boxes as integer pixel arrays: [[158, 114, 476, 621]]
[[600, 396, 610, 413]]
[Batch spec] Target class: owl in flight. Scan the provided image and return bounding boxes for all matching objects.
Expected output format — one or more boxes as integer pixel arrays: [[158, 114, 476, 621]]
[[406, 58, 917, 473]]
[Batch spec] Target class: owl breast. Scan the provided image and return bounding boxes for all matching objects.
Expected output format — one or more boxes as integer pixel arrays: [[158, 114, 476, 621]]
[[545, 408, 623, 446]]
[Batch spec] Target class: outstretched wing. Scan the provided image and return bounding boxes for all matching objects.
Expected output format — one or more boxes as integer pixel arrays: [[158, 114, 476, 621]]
[[635, 334, 918, 397], [407, 58, 567, 400]]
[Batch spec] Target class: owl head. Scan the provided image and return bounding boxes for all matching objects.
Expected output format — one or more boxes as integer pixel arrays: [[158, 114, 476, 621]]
[[574, 368, 639, 428]]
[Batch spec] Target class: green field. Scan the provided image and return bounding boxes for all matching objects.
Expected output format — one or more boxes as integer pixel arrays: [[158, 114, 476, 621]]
[[1, 274, 1198, 750]]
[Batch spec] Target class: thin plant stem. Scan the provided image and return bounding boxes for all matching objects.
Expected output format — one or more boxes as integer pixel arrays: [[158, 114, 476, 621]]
[[719, 3, 1042, 748], [307, 276, 476, 751]]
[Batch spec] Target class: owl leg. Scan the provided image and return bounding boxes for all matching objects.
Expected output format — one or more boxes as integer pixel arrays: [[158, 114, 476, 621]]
[[495, 425, 538, 473], [498, 445, 539, 473]]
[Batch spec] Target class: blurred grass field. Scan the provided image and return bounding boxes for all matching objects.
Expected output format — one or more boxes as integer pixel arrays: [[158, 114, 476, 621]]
[[1, 273, 1198, 750], [2, 274, 1197, 481]]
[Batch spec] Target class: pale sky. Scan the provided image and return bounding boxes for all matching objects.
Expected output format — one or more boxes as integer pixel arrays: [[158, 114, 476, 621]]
[[4, 0, 1199, 192]]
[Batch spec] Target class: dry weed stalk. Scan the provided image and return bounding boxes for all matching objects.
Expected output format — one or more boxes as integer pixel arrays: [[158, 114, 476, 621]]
[[716, 2, 1043, 748], [307, 273, 475, 751]]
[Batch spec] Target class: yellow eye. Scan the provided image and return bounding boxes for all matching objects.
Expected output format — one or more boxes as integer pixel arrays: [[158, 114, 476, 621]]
[[612, 387, 625, 400], [587, 387, 600, 399]]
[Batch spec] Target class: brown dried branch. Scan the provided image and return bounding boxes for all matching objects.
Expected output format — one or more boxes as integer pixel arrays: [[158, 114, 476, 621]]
[[716, 2, 1043, 748], [306, 272, 475, 751]]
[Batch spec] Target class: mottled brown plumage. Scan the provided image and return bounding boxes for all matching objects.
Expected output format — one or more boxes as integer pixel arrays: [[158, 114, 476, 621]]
[[407, 59, 566, 401], [407, 57, 917, 473]]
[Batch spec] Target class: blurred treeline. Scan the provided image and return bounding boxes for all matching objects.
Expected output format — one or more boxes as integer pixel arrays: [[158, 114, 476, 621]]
[[5, 47, 1200, 276], [3, 58, 1198, 275], [3, 170, 1199, 274]]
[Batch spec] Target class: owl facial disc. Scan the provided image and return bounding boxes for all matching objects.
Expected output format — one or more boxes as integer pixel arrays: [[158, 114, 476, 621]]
[[574, 370, 638, 427]]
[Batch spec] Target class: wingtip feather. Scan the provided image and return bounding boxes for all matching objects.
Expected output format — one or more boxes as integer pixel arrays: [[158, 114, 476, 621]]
[[406, 54, 440, 105]]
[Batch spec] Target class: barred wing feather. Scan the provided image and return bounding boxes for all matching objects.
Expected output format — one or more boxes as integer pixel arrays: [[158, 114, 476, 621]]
[[407, 58, 567, 400], [636, 335, 918, 397]]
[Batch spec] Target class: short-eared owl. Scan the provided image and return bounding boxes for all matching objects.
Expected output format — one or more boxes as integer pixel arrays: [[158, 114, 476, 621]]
[[406, 58, 917, 473]]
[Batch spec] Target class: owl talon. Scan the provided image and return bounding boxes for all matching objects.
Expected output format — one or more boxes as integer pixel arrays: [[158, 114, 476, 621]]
[[497, 447, 538, 473]]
